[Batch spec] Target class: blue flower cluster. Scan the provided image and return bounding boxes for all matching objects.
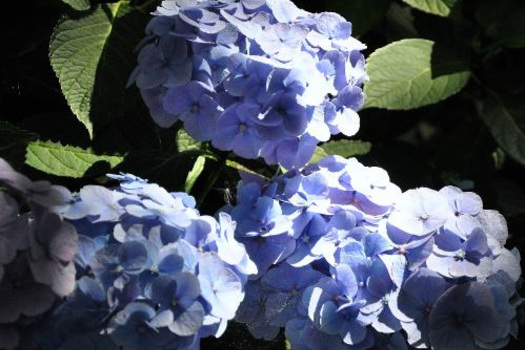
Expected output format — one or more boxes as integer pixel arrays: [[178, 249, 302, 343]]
[[130, 0, 367, 169], [0, 158, 79, 350], [226, 155, 523, 350], [32, 173, 256, 350]]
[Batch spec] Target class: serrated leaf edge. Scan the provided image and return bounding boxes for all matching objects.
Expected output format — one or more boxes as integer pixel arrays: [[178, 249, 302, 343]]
[[25, 140, 125, 177], [363, 38, 470, 110]]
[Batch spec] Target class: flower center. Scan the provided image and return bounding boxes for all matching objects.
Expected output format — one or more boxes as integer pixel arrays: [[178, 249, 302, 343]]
[[455, 250, 466, 261], [137, 325, 148, 334], [190, 103, 200, 114]]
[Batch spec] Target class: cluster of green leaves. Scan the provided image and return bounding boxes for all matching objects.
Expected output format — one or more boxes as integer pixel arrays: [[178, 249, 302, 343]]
[[0, 0, 524, 348]]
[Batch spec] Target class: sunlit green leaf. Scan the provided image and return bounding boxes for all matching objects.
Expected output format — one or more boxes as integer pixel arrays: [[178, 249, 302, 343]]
[[401, 0, 460, 17], [321, 140, 372, 158], [60, 0, 90, 11], [310, 147, 329, 164], [49, 1, 147, 137], [185, 156, 206, 193], [364, 39, 470, 110], [177, 129, 203, 152], [26, 141, 124, 177]]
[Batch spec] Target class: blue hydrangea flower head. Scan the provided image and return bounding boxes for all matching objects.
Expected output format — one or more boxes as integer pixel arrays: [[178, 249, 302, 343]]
[[24, 170, 256, 350], [131, 0, 368, 169], [389, 268, 449, 348], [146, 273, 205, 336], [428, 282, 512, 350], [0, 158, 81, 350], [222, 155, 522, 350], [107, 302, 191, 350], [234, 279, 281, 340]]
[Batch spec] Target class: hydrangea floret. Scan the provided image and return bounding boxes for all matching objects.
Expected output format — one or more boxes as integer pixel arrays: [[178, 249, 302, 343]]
[[130, 0, 367, 169], [226, 155, 523, 350]]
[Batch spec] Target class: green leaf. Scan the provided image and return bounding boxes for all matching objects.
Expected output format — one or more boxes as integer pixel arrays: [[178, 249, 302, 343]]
[[476, 0, 525, 49], [49, 1, 148, 138], [177, 129, 203, 152], [185, 156, 206, 193], [401, 0, 460, 17], [364, 39, 470, 110], [478, 90, 525, 166], [60, 0, 90, 11], [26, 141, 124, 177], [385, 3, 419, 39], [497, 8, 525, 48], [325, 0, 390, 37], [309, 147, 329, 164], [321, 140, 372, 158]]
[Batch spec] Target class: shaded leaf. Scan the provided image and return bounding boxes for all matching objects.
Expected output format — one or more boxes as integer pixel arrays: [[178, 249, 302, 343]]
[[476, 0, 525, 49], [478, 90, 525, 166], [401, 0, 460, 17], [119, 150, 203, 191], [434, 121, 496, 189], [325, 0, 390, 37], [385, 2, 418, 39], [1, 122, 37, 145], [364, 39, 470, 110], [26, 141, 124, 178], [360, 140, 435, 189], [49, 1, 148, 137], [18, 113, 90, 149], [414, 13, 477, 56], [321, 140, 371, 158], [0, 122, 38, 167]]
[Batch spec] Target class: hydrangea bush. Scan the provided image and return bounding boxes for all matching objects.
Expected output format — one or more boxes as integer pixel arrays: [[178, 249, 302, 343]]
[[130, 0, 367, 169], [1, 152, 522, 349], [2, 0, 525, 350]]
